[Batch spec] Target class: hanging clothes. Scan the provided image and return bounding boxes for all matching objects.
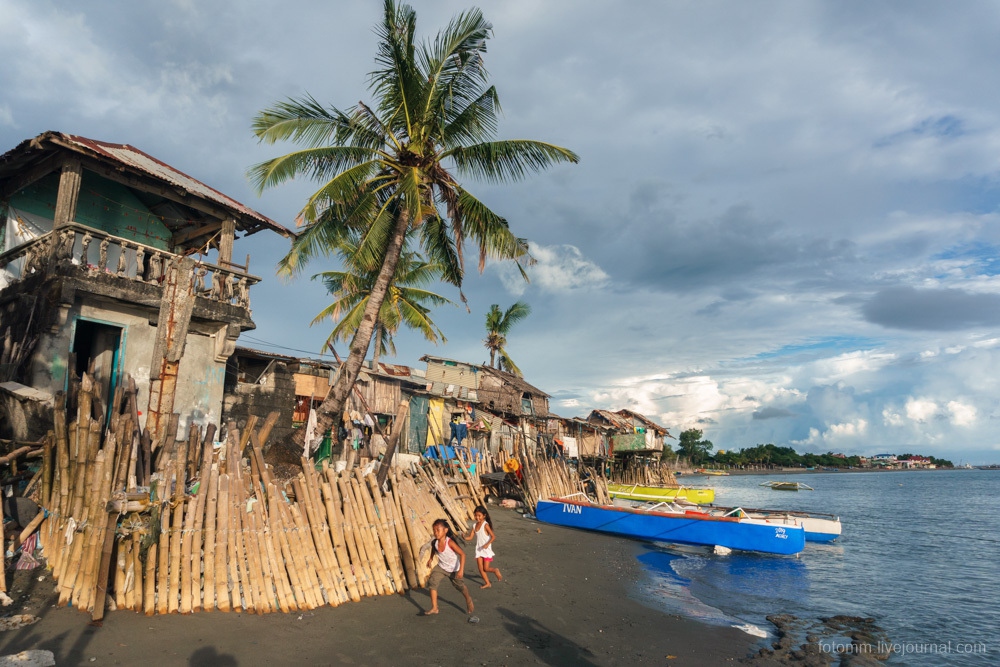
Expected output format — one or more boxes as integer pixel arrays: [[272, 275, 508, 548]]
[[450, 421, 469, 445]]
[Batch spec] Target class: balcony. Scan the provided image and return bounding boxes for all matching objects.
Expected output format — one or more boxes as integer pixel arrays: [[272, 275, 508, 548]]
[[0, 222, 260, 311]]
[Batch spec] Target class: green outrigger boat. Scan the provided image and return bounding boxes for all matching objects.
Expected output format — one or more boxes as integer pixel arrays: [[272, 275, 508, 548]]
[[607, 483, 715, 505]]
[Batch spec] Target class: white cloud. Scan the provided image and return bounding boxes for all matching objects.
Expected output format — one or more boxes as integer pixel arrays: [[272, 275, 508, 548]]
[[882, 409, 904, 427], [905, 398, 939, 423], [496, 243, 607, 295], [947, 401, 976, 426]]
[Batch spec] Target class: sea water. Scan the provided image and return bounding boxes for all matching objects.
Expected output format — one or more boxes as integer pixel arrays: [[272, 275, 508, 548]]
[[632, 469, 999, 666]]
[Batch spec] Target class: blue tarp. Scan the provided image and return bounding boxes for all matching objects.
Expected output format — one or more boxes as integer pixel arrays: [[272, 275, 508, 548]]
[[422, 444, 478, 460]]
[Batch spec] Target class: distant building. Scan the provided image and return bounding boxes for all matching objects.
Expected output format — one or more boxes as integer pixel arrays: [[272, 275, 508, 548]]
[[587, 408, 672, 455]]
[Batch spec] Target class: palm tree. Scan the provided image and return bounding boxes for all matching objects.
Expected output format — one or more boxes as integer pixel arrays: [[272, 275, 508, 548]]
[[249, 0, 578, 445], [312, 239, 453, 366], [484, 301, 531, 376]]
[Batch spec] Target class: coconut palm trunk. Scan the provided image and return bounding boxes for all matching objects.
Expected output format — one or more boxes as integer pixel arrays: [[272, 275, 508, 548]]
[[251, 1, 577, 455], [294, 207, 410, 446]]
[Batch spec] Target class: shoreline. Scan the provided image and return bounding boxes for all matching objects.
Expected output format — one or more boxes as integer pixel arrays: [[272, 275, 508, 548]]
[[679, 466, 959, 477], [0, 507, 760, 666]]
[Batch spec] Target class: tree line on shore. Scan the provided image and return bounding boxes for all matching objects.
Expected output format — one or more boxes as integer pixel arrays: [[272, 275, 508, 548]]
[[662, 429, 954, 469]]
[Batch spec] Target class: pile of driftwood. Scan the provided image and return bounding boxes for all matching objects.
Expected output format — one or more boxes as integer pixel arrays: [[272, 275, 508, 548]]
[[31, 374, 486, 620]]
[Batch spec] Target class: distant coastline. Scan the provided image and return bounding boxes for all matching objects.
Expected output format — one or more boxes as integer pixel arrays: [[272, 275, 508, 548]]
[[677, 466, 977, 477]]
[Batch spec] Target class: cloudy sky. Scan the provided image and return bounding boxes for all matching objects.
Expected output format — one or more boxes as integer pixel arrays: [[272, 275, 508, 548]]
[[3, 0, 1000, 463]]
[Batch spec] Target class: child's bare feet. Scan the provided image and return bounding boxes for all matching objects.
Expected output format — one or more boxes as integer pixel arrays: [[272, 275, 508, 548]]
[[496, 570, 503, 581], [480, 583, 492, 589], [467, 603, 474, 614], [420, 609, 438, 616]]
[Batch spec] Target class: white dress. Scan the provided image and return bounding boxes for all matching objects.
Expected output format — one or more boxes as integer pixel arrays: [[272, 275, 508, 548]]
[[474, 522, 495, 559]]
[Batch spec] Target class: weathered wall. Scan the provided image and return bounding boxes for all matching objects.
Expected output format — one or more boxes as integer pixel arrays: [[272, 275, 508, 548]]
[[222, 360, 295, 446], [27, 297, 229, 439]]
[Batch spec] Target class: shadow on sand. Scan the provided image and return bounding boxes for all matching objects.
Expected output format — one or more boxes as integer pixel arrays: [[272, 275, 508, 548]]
[[496, 606, 599, 667]]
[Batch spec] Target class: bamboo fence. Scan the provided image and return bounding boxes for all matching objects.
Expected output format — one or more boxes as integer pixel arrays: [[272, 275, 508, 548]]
[[3, 371, 605, 618], [27, 373, 490, 620]]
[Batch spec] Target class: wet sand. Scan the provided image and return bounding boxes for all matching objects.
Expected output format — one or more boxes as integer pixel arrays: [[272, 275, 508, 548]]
[[0, 508, 760, 666]]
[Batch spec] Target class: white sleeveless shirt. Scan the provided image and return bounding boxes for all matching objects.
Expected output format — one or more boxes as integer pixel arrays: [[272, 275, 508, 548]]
[[436, 537, 460, 572]]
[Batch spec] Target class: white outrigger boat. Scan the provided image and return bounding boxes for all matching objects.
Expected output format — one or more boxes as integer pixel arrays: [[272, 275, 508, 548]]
[[702, 505, 840, 542]]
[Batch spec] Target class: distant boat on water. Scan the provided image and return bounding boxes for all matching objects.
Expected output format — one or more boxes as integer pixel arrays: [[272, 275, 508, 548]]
[[761, 481, 814, 491], [607, 483, 715, 504], [536, 496, 805, 555], [693, 468, 730, 476]]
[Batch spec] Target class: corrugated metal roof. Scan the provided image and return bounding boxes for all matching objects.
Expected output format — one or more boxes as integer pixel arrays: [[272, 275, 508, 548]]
[[588, 408, 671, 437], [0, 131, 294, 238]]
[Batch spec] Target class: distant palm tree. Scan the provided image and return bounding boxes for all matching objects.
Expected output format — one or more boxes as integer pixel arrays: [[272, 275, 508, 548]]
[[312, 239, 453, 365], [249, 0, 577, 445], [484, 301, 531, 376]]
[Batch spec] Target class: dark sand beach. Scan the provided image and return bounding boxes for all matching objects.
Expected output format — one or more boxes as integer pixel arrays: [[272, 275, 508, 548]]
[[0, 508, 762, 666]]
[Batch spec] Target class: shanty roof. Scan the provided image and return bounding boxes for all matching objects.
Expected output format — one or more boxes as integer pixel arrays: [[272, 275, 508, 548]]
[[419, 354, 481, 370], [0, 131, 294, 239], [359, 361, 426, 387], [588, 408, 672, 436], [477, 365, 550, 398], [233, 345, 299, 362]]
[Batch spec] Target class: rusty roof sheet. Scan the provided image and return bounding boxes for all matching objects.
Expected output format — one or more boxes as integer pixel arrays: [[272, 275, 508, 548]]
[[587, 408, 670, 436], [0, 131, 294, 238], [477, 365, 550, 398]]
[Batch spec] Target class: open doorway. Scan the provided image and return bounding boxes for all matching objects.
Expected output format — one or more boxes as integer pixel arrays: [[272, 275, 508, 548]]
[[71, 318, 124, 417]]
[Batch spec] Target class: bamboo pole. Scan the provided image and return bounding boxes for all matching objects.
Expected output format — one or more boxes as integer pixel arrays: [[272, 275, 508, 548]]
[[201, 463, 220, 612], [155, 483, 171, 615], [188, 447, 212, 613], [335, 476, 378, 597], [277, 498, 322, 609], [58, 449, 105, 606], [386, 474, 418, 589], [357, 470, 402, 593], [167, 480, 184, 614], [245, 483, 284, 613], [292, 475, 343, 606], [348, 475, 390, 595], [319, 478, 361, 602], [223, 468, 246, 613], [328, 474, 368, 597], [143, 542, 157, 616], [302, 463, 350, 603], [215, 473, 233, 612], [267, 486, 311, 611], [234, 475, 264, 613]]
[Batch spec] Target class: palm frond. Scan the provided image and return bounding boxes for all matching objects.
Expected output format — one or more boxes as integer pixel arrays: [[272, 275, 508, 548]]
[[448, 140, 579, 183], [251, 95, 352, 146]]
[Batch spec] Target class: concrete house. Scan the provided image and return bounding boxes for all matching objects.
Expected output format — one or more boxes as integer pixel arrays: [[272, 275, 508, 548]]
[[0, 131, 292, 442]]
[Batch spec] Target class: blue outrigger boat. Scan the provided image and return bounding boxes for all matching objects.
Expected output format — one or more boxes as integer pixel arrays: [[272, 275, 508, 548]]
[[536, 496, 805, 555]]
